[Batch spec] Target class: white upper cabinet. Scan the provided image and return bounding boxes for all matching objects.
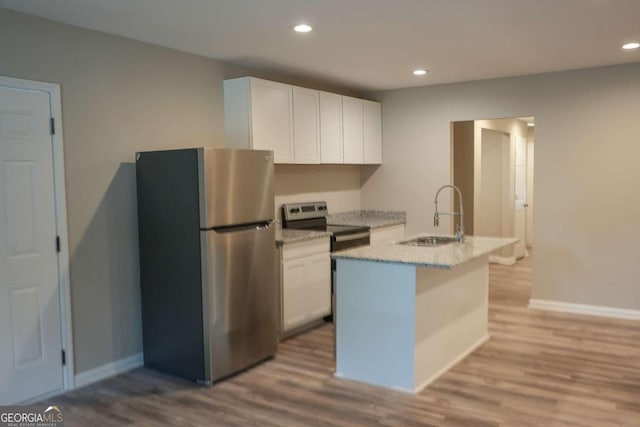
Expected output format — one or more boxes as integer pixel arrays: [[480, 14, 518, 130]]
[[224, 77, 295, 163], [342, 96, 364, 164], [363, 100, 382, 164], [319, 91, 343, 163], [224, 77, 382, 165], [292, 87, 320, 164]]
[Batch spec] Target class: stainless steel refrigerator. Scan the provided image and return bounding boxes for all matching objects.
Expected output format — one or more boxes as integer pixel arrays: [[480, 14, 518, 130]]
[[136, 148, 277, 384]]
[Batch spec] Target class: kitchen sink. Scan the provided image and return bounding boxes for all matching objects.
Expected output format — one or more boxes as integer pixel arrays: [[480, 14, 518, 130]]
[[398, 236, 460, 247]]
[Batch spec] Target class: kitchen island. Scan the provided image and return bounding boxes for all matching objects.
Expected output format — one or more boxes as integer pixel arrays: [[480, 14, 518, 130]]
[[331, 235, 517, 393]]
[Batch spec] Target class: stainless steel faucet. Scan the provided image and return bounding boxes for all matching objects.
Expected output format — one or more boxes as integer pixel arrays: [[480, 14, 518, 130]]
[[434, 185, 465, 242]]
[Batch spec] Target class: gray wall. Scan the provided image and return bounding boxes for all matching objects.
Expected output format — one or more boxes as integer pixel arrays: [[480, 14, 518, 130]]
[[0, 8, 360, 374], [363, 63, 640, 311]]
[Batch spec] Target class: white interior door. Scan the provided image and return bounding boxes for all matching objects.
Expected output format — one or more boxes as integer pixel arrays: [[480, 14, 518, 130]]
[[0, 86, 63, 404], [513, 136, 527, 259]]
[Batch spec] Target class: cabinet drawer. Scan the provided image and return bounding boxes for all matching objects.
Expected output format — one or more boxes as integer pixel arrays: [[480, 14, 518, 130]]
[[282, 237, 330, 261]]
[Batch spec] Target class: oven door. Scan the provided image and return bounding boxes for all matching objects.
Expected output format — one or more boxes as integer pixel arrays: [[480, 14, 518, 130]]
[[331, 231, 370, 252]]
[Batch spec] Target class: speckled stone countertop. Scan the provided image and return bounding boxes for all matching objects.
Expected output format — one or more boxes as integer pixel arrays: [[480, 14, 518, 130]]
[[327, 210, 406, 229], [276, 229, 331, 245], [331, 235, 518, 269]]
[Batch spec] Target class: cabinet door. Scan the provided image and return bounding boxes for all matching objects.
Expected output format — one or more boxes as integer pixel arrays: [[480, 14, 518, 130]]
[[342, 96, 364, 164], [319, 92, 343, 163], [250, 79, 294, 163], [293, 87, 320, 164], [363, 100, 382, 164], [282, 259, 308, 331], [306, 253, 331, 319]]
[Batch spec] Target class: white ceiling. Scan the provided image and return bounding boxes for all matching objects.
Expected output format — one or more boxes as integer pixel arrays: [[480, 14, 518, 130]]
[[2, 0, 640, 91]]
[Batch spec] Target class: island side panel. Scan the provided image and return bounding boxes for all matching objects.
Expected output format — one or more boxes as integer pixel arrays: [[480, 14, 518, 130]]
[[414, 255, 490, 391], [335, 259, 416, 392]]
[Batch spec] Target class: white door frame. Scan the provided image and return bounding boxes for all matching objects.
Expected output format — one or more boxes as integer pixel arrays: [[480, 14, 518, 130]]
[[0, 76, 74, 393]]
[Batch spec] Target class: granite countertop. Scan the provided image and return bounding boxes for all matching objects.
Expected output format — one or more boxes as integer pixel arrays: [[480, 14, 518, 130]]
[[327, 210, 406, 229], [276, 229, 331, 245], [331, 235, 518, 269]]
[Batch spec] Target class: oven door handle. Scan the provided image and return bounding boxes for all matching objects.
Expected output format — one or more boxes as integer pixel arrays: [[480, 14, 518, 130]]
[[334, 232, 371, 243]]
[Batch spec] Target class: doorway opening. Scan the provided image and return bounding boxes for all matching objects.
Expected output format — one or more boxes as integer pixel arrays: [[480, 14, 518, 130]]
[[451, 117, 534, 264]]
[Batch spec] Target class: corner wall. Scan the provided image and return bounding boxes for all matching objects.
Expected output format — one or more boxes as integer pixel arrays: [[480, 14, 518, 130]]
[[452, 121, 474, 234], [363, 63, 640, 311]]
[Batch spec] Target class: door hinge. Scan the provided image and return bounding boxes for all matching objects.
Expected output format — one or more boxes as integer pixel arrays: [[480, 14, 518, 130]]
[[61, 349, 66, 366], [56, 236, 61, 252], [50, 117, 55, 135]]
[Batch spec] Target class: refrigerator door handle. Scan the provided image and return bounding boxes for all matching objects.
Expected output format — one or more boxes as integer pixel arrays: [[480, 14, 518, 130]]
[[206, 220, 274, 233]]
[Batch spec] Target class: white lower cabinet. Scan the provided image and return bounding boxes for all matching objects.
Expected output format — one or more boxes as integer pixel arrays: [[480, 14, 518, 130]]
[[282, 259, 308, 330], [305, 253, 332, 318], [369, 224, 406, 246], [281, 238, 331, 334]]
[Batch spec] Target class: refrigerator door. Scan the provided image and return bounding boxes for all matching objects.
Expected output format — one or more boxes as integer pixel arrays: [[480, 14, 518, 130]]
[[198, 148, 274, 228], [201, 222, 278, 382]]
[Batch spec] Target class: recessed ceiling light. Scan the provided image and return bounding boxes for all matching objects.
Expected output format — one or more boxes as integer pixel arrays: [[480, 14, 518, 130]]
[[413, 69, 427, 76], [527, 122, 535, 127], [622, 42, 640, 50], [294, 24, 312, 33]]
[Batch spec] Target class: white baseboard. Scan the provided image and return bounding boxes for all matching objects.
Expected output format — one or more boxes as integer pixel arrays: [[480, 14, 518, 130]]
[[414, 334, 490, 393], [74, 353, 143, 389], [529, 299, 640, 321], [19, 388, 65, 405], [488, 255, 516, 265]]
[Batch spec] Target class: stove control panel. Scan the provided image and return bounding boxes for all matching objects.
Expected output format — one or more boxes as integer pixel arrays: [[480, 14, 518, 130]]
[[282, 201, 328, 222]]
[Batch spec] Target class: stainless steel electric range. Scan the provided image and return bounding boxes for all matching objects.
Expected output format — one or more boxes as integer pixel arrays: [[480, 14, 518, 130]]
[[282, 201, 371, 320]]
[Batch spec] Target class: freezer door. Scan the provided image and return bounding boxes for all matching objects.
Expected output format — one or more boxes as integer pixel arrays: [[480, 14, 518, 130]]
[[201, 222, 278, 382], [199, 148, 274, 228]]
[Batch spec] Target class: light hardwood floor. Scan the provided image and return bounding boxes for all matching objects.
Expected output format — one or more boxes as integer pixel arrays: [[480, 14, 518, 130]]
[[47, 254, 640, 426]]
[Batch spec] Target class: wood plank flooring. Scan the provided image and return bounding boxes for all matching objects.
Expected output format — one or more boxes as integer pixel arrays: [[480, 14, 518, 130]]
[[46, 254, 640, 426]]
